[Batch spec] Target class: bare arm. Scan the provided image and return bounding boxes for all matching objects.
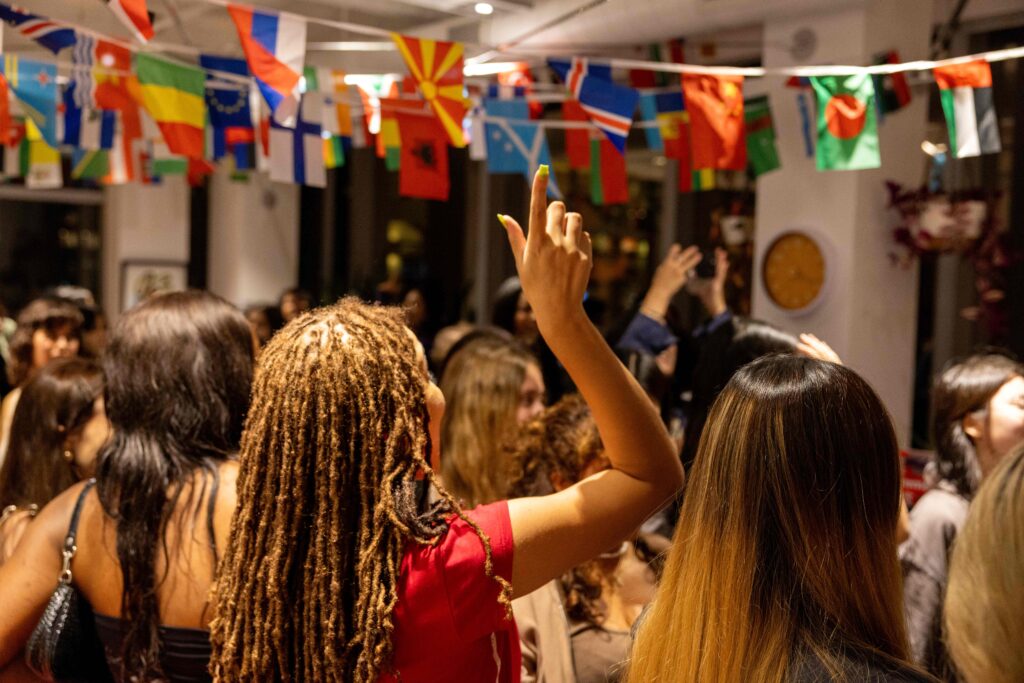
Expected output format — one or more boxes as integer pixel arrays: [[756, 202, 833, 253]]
[[499, 168, 684, 598], [0, 484, 81, 667]]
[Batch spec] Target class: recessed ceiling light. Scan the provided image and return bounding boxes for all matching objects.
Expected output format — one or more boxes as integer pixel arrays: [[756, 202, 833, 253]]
[[474, 2, 494, 15]]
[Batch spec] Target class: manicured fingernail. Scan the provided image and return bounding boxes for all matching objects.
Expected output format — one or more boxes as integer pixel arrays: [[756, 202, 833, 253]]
[[538, 164, 549, 178], [496, 214, 508, 228]]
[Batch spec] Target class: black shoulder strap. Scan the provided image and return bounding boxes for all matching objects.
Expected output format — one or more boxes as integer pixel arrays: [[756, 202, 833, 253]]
[[65, 478, 96, 545]]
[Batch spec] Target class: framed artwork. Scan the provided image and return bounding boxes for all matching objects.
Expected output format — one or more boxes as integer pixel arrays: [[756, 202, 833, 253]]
[[120, 260, 188, 312]]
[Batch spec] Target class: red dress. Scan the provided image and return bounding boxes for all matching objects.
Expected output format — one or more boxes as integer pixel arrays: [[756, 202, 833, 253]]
[[381, 501, 521, 683]]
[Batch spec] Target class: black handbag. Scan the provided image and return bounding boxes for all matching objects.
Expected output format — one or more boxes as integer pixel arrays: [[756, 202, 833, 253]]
[[24, 479, 114, 682]]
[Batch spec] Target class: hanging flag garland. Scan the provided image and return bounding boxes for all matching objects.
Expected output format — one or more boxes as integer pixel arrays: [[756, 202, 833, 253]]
[[809, 73, 881, 171], [101, 0, 155, 43], [744, 96, 780, 177], [933, 60, 1001, 159], [682, 73, 747, 171], [391, 34, 468, 148], [0, 4, 77, 54]]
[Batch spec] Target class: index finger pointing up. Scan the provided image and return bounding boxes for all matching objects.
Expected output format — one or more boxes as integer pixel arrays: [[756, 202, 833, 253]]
[[528, 165, 550, 249]]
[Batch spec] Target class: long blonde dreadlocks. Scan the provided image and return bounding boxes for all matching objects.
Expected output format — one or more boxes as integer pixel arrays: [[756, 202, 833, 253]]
[[209, 298, 512, 682]]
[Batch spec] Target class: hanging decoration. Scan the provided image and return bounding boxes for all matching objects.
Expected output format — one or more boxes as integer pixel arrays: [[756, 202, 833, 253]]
[[933, 60, 1001, 159], [809, 74, 880, 171], [391, 34, 468, 147], [396, 110, 450, 201], [0, 0, 1021, 196]]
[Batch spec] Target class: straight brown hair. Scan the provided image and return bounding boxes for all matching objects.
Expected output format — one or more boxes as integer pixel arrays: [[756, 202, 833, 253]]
[[0, 357, 103, 508], [628, 355, 911, 682]]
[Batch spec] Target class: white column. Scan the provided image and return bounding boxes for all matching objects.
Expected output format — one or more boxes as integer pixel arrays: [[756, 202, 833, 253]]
[[753, 0, 933, 444], [102, 176, 191, 320], [206, 168, 300, 308]]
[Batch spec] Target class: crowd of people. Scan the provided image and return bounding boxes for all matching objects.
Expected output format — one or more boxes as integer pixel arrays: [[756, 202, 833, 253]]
[[0, 167, 1020, 682]]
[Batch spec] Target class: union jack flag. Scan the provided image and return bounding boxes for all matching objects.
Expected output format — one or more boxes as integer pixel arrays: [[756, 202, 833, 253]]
[[549, 58, 637, 154], [0, 4, 76, 54]]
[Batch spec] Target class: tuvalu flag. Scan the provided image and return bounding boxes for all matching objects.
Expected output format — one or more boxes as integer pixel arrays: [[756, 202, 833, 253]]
[[744, 96, 780, 177], [809, 73, 880, 171], [135, 53, 206, 159], [590, 135, 627, 205], [396, 111, 449, 201], [682, 74, 746, 170], [933, 60, 1001, 159]]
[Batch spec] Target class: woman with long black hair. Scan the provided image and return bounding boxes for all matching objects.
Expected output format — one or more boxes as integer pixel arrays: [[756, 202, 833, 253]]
[[0, 290, 254, 682]]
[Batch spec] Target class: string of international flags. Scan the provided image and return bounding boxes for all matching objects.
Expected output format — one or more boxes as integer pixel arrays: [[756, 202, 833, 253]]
[[0, 0, 1020, 203]]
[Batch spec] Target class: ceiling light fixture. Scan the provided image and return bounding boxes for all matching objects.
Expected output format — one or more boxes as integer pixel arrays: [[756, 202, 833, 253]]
[[474, 2, 494, 15]]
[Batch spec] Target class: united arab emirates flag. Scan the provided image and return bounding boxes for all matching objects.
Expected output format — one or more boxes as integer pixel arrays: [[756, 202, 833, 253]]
[[809, 74, 880, 171], [933, 60, 1001, 159]]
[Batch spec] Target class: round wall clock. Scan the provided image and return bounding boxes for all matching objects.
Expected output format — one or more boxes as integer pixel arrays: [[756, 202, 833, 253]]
[[762, 230, 828, 313]]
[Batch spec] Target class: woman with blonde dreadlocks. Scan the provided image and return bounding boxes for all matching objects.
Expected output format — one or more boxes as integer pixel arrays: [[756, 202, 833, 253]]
[[209, 167, 684, 683]]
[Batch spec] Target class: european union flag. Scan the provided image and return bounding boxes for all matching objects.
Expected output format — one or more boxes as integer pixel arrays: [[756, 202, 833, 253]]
[[199, 54, 254, 164]]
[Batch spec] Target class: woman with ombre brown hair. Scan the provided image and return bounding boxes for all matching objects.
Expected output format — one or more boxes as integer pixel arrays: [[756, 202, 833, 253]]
[[627, 355, 934, 683]]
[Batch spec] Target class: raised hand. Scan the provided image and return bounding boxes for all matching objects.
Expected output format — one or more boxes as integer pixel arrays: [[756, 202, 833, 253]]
[[498, 166, 592, 336], [696, 247, 729, 318], [796, 333, 843, 365], [641, 244, 703, 323]]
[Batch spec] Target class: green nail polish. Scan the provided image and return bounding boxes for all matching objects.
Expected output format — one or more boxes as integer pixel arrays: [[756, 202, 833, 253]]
[[538, 164, 549, 177], [497, 214, 508, 228]]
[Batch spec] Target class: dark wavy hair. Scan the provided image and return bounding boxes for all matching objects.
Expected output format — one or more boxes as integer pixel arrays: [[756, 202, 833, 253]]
[[95, 290, 254, 680], [6, 297, 84, 387], [932, 353, 1024, 498], [0, 357, 103, 508], [682, 316, 798, 470]]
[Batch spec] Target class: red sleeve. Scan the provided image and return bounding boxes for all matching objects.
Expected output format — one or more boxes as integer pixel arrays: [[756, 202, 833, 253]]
[[439, 500, 515, 643]]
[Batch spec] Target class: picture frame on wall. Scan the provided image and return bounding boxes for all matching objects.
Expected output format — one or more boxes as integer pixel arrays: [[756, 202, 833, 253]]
[[120, 260, 188, 312]]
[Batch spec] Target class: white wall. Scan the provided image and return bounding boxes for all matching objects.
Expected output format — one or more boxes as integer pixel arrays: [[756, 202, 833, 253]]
[[101, 176, 191, 320], [754, 0, 932, 444], [206, 167, 300, 308]]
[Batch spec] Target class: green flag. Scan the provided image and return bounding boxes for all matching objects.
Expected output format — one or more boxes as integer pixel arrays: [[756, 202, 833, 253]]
[[71, 150, 109, 180], [809, 74, 880, 171], [744, 96, 780, 177]]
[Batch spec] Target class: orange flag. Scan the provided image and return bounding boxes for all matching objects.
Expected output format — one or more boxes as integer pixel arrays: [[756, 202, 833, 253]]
[[682, 74, 746, 170], [391, 33, 467, 147]]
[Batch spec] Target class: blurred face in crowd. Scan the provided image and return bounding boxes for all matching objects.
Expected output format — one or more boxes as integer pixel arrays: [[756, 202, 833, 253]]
[[66, 396, 111, 477], [246, 308, 273, 347], [280, 293, 310, 323], [409, 329, 445, 471], [82, 312, 108, 358], [32, 322, 79, 370], [403, 289, 428, 332], [516, 362, 546, 425], [965, 375, 1024, 478], [514, 292, 538, 343]]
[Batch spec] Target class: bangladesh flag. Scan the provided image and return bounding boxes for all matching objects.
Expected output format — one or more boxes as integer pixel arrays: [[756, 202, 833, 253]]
[[744, 96, 780, 177], [809, 74, 880, 171], [933, 60, 1001, 159], [589, 136, 627, 205]]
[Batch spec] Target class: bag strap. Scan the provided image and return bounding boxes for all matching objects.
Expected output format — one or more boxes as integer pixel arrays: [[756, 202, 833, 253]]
[[59, 479, 96, 585]]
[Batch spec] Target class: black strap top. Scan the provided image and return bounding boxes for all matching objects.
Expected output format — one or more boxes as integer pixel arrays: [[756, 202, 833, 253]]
[[93, 614, 212, 683]]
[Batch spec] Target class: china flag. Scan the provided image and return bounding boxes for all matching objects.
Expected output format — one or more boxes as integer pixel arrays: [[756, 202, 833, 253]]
[[396, 111, 450, 201]]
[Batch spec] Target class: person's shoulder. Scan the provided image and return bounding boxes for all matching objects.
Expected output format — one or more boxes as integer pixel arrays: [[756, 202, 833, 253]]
[[908, 488, 970, 533], [790, 650, 938, 683]]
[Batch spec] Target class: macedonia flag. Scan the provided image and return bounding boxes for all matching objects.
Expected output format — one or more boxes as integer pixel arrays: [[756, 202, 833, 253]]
[[391, 34, 467, 147], [135, 53, 205, 159]]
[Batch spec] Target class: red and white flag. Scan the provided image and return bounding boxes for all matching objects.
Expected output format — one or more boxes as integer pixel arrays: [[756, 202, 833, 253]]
[[101, 0, 154, 43]]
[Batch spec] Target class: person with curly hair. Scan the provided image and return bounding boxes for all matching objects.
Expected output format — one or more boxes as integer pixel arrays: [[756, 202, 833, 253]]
[[208, 167, 683, 682], [508, 395, 661, 683]]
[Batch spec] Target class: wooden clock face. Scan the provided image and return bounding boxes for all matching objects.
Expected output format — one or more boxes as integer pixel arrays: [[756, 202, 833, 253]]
[[762, 231, 826, 311]]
